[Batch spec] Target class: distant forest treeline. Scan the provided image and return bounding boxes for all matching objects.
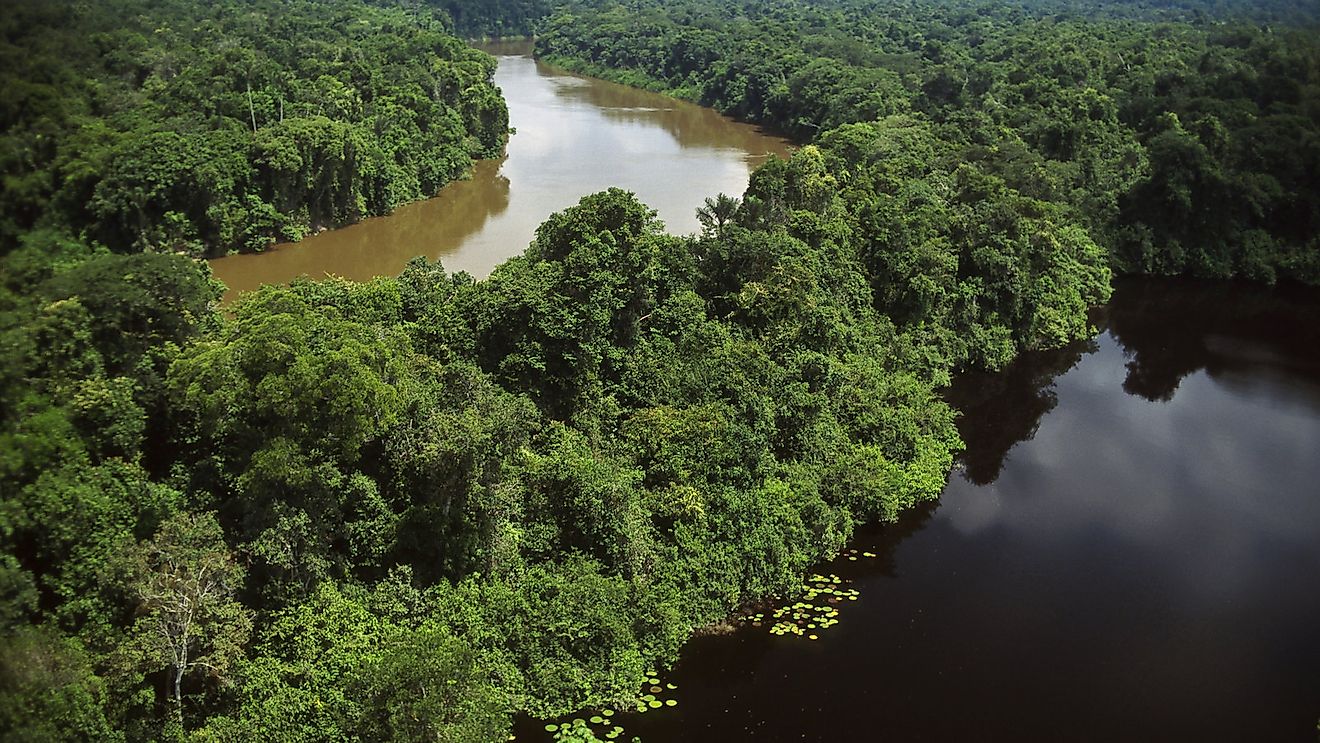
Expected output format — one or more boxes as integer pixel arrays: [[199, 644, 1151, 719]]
[[433, 0, 1320, 37], [432, 0, 555, 37], [534, 0, 1320, 284]]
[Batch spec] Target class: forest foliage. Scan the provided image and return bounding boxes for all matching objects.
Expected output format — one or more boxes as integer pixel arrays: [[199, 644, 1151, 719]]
[[432, 0, 556, 38], [1, 0, 1317, 740], [0, 0, 507, 257], [536, 0, 1320, 284]]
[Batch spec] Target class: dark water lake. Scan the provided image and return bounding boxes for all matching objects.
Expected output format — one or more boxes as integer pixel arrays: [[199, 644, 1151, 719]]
[[208, 41, 790, 301], [549, 278, 1320, 742]]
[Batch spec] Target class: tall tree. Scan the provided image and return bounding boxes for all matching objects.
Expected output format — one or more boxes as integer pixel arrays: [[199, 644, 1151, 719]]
[[128, 511, 251, 729]]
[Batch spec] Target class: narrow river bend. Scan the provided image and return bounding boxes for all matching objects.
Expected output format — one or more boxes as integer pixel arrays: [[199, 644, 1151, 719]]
[[208, 41, 791, 301]]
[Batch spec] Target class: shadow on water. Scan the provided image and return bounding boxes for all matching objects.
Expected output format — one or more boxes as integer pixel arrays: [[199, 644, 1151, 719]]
[[944, 276, 1320, 487]]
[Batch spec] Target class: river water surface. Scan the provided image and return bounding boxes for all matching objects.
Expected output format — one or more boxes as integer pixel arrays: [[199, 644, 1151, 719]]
[[596, 278, 1320, 741], [208, 41, 790, 300]]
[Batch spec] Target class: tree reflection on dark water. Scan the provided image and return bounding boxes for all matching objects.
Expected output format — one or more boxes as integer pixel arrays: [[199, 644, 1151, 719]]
[[945, 277, 1320, 487], [944, 339, 1094, 485], [1107, 276, 1320, 405]]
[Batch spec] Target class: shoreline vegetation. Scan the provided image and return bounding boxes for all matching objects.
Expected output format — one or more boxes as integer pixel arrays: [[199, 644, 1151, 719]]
[[0, 0, 509, 259], [1, 0, 1317, 741]]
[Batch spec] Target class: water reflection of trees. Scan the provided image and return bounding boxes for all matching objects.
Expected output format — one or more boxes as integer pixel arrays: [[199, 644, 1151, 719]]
[[540, 61, 791, 158], [943, 340, 1094, 486], [210, 157, 513, 299], [1107, 277, 1320, 403], [942, 278, 1320, 485]]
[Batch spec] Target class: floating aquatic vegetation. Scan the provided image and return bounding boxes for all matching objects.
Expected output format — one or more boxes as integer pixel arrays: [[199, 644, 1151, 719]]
[[745, 572, 861, 641], [542, 716, 625, 742], [633, 669, 680, 714], [541, 670, 679, 740], [544, 716, 626, 742]]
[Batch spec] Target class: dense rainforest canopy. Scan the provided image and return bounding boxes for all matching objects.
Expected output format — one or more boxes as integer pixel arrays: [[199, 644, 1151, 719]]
[[0, 0, 507, 257], [1, 0, 1317, 741], [434, 0, 556, 38], [536, 0, 1320, 284]]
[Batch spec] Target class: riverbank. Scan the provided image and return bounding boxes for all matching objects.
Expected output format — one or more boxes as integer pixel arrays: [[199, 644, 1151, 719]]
[[517, 276, 1320, 741], [208, 47, 790, 302]]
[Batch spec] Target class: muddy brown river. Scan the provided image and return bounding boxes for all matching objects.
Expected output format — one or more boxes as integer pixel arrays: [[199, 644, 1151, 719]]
[[208, 41, 791, 301]]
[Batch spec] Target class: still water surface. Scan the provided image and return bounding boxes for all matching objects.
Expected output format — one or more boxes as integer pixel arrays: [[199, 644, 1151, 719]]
[[208, 41, 790, 300], [597, 278, 1320, 741]]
